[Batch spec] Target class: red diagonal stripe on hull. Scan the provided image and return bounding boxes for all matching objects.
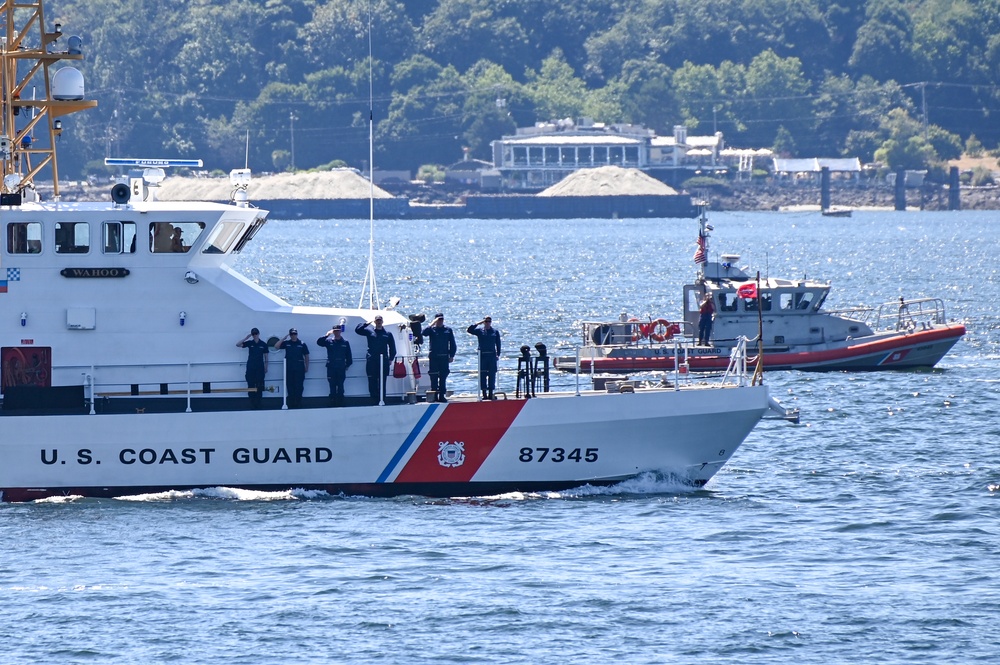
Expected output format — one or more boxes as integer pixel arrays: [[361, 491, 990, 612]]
[[394, 400, 526, 483]]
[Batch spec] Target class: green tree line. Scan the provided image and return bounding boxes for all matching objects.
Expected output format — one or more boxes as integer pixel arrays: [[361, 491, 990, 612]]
[[45, 0, 1000, 178]]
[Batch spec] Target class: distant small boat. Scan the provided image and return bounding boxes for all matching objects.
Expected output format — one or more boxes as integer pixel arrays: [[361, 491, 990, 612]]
[[554, 210, 965, 374], [821, 207, 852, 217]]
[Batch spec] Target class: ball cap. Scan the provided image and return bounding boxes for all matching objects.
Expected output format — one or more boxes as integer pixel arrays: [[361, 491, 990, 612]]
[[251, 327, 260, 335], [435, 312, 444, 318], [289, 328, 298, 334]]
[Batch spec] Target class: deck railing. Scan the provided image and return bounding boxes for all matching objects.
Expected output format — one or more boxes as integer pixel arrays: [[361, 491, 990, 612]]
[[874, 297, 949, 331]]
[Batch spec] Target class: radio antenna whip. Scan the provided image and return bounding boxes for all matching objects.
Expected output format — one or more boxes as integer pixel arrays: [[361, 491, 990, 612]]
[[358, 0, 380, 310]]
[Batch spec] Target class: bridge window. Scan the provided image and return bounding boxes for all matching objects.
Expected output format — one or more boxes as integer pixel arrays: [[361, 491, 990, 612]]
[[202, 221, 245, 254], [55, 222, 90, 254], [719, 292, 739, 312], [795, 292, 816, 311], [6, 222, 42, 254], [744, 292, 772, 311], [103, 221, 137, 254], [150, 222, 206, 253]]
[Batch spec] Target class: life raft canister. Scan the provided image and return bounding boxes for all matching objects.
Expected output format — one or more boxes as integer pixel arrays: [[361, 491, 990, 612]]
[[649, 318, 675, 342]]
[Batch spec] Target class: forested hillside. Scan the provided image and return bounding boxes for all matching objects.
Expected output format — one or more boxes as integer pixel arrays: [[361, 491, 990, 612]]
[[47, 0, 1000, 178]]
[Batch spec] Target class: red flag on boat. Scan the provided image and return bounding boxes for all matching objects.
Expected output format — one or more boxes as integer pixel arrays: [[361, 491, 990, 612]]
[[737, 282, 758, 299], [693, 233, 707, 264]]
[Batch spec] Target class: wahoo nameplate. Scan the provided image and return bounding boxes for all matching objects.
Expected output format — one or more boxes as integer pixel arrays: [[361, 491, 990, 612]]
[[60, 268, 131, 278]]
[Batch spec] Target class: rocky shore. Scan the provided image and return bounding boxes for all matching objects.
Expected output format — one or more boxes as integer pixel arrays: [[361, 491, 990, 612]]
[[693, 181, 1000, 212]]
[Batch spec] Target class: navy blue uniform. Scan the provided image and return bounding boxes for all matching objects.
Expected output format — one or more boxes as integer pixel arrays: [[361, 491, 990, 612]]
[[241, 339, 269, 408], [278, 338, 309, 408], [355, 323, 396, 401], [422, 324, 457, 401], [317, 334, 353, 405], [467, 324, 502, 399]]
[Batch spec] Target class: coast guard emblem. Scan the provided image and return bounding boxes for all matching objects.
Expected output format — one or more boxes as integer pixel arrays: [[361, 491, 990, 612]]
[[437, 441, 466, 468]]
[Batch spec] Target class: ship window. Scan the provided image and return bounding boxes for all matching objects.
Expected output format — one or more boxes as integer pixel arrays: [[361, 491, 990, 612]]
[[779, 293, 794, 310], [745, 292, 772, 312], [6, 222, 42, 254], [544, 147, 558, 165], [103, 221, 137, 254], [55, 222, 90, 254], [202, 221, 245, 254], [686, 289, 703, 313], [150, 222, 205, 253], [795, 292, 816, 311], [231, 217, 266, 254], [719, 292, 739, 312]]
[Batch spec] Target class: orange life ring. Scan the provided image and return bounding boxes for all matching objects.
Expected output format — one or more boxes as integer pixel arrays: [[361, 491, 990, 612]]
[[648, 318, 675, 342]]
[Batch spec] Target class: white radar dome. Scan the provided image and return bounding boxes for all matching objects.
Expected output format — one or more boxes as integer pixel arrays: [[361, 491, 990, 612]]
[[52, 67, 85, 101]]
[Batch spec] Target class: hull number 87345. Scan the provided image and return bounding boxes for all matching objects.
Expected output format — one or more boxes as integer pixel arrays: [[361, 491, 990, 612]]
[[519, 447, 598, 463]]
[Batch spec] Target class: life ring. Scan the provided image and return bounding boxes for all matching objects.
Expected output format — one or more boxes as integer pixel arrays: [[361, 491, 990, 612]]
[[648, 318, 675, 342], [628, 317, 646, 343]]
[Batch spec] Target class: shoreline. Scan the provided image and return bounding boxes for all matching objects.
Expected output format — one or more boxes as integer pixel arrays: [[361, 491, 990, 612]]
[[40, 180, 1000, 214]]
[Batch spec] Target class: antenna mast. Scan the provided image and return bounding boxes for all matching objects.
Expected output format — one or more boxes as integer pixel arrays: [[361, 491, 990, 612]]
[[0, 0, 96, 199], [358, 0, 380, 310]]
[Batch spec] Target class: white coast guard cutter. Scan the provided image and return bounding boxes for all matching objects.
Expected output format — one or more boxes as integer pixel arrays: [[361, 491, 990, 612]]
[[0, 0, 777, 502]]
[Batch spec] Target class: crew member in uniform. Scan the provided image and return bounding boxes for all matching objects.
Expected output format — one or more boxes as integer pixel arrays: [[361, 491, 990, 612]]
[[275, 328, 310, 408], [317, 325, 352, 406], [355, 315, 396, 402], [422, 313, 457, 402], [698, 293, 715, 346], [467, 316, 501, 400], [237, 327, 269, 409]]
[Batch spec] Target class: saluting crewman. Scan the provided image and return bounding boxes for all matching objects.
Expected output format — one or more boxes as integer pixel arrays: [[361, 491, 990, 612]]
[[422, 313, 457, 402], [355, 315, 396, 402], [467, 316, 501, 400], [275, 328, 309, 408], [237, 327, 269, 409], [317, 325, 353, 406]]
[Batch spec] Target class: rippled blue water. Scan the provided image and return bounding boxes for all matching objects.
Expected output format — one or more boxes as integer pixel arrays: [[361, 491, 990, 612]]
[[3, 211, 998, 664]]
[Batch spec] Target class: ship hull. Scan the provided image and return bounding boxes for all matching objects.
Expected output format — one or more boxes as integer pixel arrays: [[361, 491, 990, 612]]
[[0, 386, 768, 502], [559, 324, 965, 374]]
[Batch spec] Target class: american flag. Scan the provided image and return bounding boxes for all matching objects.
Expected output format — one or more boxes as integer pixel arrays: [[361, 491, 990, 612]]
[[693, 233, 707, 264]]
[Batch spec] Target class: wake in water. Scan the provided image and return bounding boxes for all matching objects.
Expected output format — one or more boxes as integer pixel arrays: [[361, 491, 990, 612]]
[[28, 472, 704, 505]]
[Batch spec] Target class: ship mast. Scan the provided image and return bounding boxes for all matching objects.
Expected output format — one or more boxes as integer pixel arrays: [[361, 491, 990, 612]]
[[357, 0, 380, 310], [0, 0, 96, 200]]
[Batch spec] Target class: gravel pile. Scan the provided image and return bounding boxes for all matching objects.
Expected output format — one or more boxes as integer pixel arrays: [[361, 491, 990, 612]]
[[538, 165, 678, 197], [155, 169, 394, 201]]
